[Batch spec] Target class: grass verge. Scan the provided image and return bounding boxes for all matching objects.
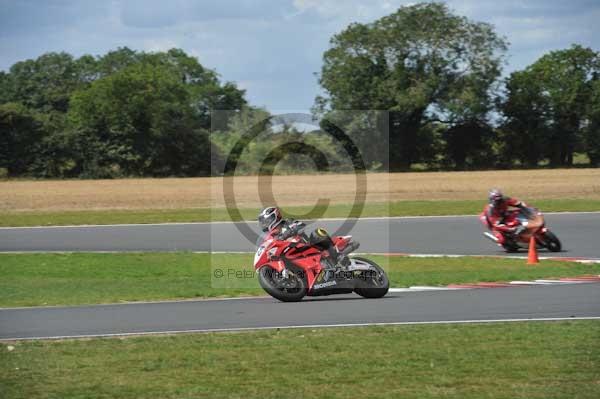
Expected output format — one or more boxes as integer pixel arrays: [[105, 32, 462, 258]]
[[1, 252, 599, 307], [1, 321, 599, 399], [1, 198, 600, 227]]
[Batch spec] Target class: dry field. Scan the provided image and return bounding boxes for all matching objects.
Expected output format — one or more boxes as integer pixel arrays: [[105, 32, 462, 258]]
[[1, 169, 599, 212]]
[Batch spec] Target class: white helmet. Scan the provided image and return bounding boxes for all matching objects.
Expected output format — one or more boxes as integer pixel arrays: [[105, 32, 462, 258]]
[[489, 188, 504, 206], [258, 207, 282, 232]]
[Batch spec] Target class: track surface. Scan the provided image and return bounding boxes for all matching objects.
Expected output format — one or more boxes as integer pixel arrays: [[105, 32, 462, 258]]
[[1, 213, 599, 258], [1, 283, 598, 340], [2, 213, 598, 340]]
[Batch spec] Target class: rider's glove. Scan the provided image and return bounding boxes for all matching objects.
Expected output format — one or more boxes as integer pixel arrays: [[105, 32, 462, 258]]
[[279, 227, 292, 240], [280, 222, 305, 240], [289, 222, 305, 234]]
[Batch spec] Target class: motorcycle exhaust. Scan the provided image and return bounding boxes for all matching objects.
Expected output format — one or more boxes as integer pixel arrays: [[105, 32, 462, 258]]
[[483, 232, 499, 243], [339, 241, 360, 257]]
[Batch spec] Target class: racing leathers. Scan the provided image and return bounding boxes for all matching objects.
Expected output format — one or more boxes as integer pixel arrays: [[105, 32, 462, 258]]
[[269, 219, 307, 241], [483, 197, 528, 244]]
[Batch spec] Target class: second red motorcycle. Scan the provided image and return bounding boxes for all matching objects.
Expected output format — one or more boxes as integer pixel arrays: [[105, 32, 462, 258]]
[[480, 206, 562, 253]]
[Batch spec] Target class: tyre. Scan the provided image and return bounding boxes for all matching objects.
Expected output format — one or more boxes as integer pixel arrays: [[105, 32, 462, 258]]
[[502, 242, 520, 253], [352, 257, 389, 299], [541, 231, 562, 252], [258, 267, 307, 302], [498, 233, 520, 253]]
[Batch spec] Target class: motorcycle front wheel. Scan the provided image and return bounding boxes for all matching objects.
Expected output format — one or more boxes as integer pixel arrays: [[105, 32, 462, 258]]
[[258, 267, 307, 302], [352, 257, 390, 299], [502, 241, 520, 253], [540, 231, 562, 252]]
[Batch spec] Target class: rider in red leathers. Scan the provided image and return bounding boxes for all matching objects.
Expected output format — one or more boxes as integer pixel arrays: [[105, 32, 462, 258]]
[[483, 189, 528, 245]]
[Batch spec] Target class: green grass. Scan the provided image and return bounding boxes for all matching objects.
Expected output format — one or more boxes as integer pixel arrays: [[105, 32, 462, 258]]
[[0, 253, 261, 307], [1, 198, 600, 227], [1, 252, 599, 307], [1, 321, 599, 399]]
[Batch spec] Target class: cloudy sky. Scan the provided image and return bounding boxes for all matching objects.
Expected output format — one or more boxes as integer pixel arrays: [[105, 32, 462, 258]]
[[1, 0, 599, 111]]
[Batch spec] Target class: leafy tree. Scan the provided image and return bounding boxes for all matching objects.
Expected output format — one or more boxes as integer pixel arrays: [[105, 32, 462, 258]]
[[211, 107, 355, 175], [0, 103, 45, 176], [319, 110, 390, 171], [443, 121, 496, 170], [94, 48, 246, 131], [4, 52, 88, 114], [0, 47, 247, 177], [144, 49, 246, 130], [534, 45, 598, 166], [502, 45, 599, 167], [0, 52, 99, 175], [499, 69, 550, 167], [212, 107, 277, 175], [68, 62, 210, 177], [96, 47, 139, 76], [586, 80, 600, 166], [316, 2, 507, 170], [0, 72, 9, 104]]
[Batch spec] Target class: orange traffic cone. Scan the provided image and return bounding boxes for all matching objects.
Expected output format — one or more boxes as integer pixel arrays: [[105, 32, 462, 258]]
[[527, 236, 539, 265]]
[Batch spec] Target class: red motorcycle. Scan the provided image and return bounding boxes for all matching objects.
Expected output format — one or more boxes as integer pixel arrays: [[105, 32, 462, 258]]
[[479, 206, 562, 253], [254, 226, 389, 302]]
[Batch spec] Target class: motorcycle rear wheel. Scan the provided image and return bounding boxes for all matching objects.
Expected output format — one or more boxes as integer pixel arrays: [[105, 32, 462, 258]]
[[352, 257, 390, 299], [258, 267, 307, 302]]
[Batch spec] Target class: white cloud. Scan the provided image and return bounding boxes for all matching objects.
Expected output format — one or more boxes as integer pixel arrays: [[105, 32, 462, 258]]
[[142, 39, 181, 52], [0, 0, 598, 110], [292, 0, 414, 20]]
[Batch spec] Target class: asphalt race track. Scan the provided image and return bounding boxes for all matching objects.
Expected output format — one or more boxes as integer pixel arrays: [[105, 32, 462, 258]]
[[1, 212, 600, 258], [1, 212, 599, 340], [1, 283, 599, 340]]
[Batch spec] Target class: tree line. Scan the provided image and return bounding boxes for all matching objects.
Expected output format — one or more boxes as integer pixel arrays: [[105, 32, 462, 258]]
[[316, 3, 600, 171], [0, 48, 246, 178], [1, 2, 599, 178]]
